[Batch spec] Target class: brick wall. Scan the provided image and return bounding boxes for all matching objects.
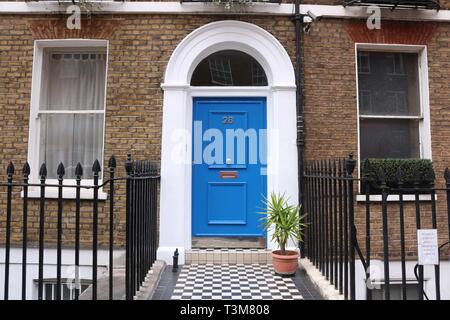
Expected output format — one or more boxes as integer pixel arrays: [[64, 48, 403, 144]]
[[0, 12, 449, 258], [0, 14, 296, 248], [302, 18, 450, 258]]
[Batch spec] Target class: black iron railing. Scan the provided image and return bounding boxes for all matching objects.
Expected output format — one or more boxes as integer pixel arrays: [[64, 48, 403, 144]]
[[125, 156, 159, 300], [343, 0, 440, 10], [303, 154, 450, 300], [303, 156, 356, 299], [0, 155, 159, 300]]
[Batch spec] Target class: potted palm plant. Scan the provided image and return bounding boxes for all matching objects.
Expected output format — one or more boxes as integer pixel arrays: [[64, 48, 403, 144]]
[[260, 192, 307, 276]]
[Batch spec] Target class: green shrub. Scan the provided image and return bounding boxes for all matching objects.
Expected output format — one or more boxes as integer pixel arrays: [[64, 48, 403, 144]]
[[361, 158, 434, 193]]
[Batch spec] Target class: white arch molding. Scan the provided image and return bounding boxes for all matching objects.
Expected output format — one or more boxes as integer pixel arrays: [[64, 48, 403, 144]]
[[157, 20, 298, 263]]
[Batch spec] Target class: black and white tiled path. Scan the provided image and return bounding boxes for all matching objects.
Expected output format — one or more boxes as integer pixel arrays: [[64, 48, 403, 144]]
[[152, 264, 323, 300]]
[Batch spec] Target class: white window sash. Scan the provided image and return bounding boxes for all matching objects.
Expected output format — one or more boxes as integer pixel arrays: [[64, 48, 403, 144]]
[[359, 115, 424, 120], [28, 40, 109, 195], [36, 110, 105, 119]]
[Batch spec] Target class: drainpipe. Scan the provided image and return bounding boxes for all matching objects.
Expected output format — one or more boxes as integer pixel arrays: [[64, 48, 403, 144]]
[[292, 0, 305, 258]]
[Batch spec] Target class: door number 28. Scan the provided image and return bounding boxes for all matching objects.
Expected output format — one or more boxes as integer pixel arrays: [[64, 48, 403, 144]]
[[222, 116, 234, 124]]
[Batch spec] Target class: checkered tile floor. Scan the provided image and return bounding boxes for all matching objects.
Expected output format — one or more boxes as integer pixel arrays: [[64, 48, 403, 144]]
[[171, 264, 303, 300]]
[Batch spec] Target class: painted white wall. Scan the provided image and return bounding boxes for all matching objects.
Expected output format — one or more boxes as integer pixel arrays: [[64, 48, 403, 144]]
[[158, 20, 298, 264], [0, 248, 122, 300], [354, 259, 450, 300], [1, 3, 450, 22]]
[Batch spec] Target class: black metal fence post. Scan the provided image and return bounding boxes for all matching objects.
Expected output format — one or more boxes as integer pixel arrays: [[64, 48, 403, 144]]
[[313, 162, 319, 267], [56, 163, 65, 300], [328, 160, 334, 285], [342, 159, 349, 300], [92, 160, 101, 300], [363, 159, 372, 300], [4, 162, 14, 300], [21, 162, 30, 300], [428, 169, 440, 300], [108, 156, 116, 300], [37, 163, 47, 300], [396, 167, 407, 300], [144, 161, 149, 278], [338, 160, 344, 295], [74, 163, 83, 300], [131, 160, 137, 297], [308, 162, 313, 265], [321, 161, 326, 274], [136, 161, 141, 292], [324, 161, 330, 280], [125, 155, 133, 300], [333, 160, 338, 290], [378, 167, 390, 300], [413, 168, 424, 300], [345, 154, 356, 300]]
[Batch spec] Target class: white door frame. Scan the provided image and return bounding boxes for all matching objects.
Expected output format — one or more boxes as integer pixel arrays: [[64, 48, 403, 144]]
[[157, 20, 298, 264]]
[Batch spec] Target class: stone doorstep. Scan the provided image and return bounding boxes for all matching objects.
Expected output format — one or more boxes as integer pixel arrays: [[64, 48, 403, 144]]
[[185, 249, 273, 265]]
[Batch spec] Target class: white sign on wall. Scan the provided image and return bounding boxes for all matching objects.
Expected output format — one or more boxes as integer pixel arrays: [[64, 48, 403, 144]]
[[417, 229, 439, 266]]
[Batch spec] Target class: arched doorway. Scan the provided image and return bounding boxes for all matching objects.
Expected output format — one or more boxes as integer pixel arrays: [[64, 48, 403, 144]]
[[158, 20, 297, 263]]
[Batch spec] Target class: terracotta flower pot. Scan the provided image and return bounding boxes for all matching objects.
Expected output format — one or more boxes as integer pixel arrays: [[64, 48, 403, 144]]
[[272, 250, 299, 276]]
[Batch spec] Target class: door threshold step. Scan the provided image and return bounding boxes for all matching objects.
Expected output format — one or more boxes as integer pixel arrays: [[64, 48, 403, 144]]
[[185, 249, 273, 265], [192, 237, 265, 249]]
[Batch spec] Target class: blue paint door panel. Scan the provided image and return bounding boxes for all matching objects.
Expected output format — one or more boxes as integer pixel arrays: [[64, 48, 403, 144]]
[[192, 97, 267, 237]]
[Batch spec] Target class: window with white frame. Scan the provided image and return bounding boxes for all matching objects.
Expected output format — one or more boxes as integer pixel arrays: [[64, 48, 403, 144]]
[[357, 49, 428, 161], [30, 41, 107, 181], [35, 279, 91, 300]]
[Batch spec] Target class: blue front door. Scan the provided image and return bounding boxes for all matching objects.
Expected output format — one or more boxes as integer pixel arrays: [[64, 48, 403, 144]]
[[192, 97, 267, 237]]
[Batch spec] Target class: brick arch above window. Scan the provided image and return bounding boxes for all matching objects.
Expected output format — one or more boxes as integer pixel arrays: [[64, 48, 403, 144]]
[[27, 19, 122, 40], [345, 21, 438, 45]]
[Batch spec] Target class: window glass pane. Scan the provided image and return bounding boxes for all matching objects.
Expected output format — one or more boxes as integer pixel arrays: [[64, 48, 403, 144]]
[[81, 284, 90, 294], [39, 114, 104, 179], [405, 284, 420, 300], [358, 52, 420, 116], [371, 283, 419, 300], [62, 284, 71, 300], [358, 52, 370, 73], [191, 50, 268, 86], [44, 283, 53, 300], [360, 118, 420, 159], [40, 50, 107, 111]]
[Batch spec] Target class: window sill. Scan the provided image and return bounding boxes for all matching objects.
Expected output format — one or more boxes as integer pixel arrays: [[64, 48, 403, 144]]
[[22, 188, 108, 200], [356, 194, 435, 202]]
